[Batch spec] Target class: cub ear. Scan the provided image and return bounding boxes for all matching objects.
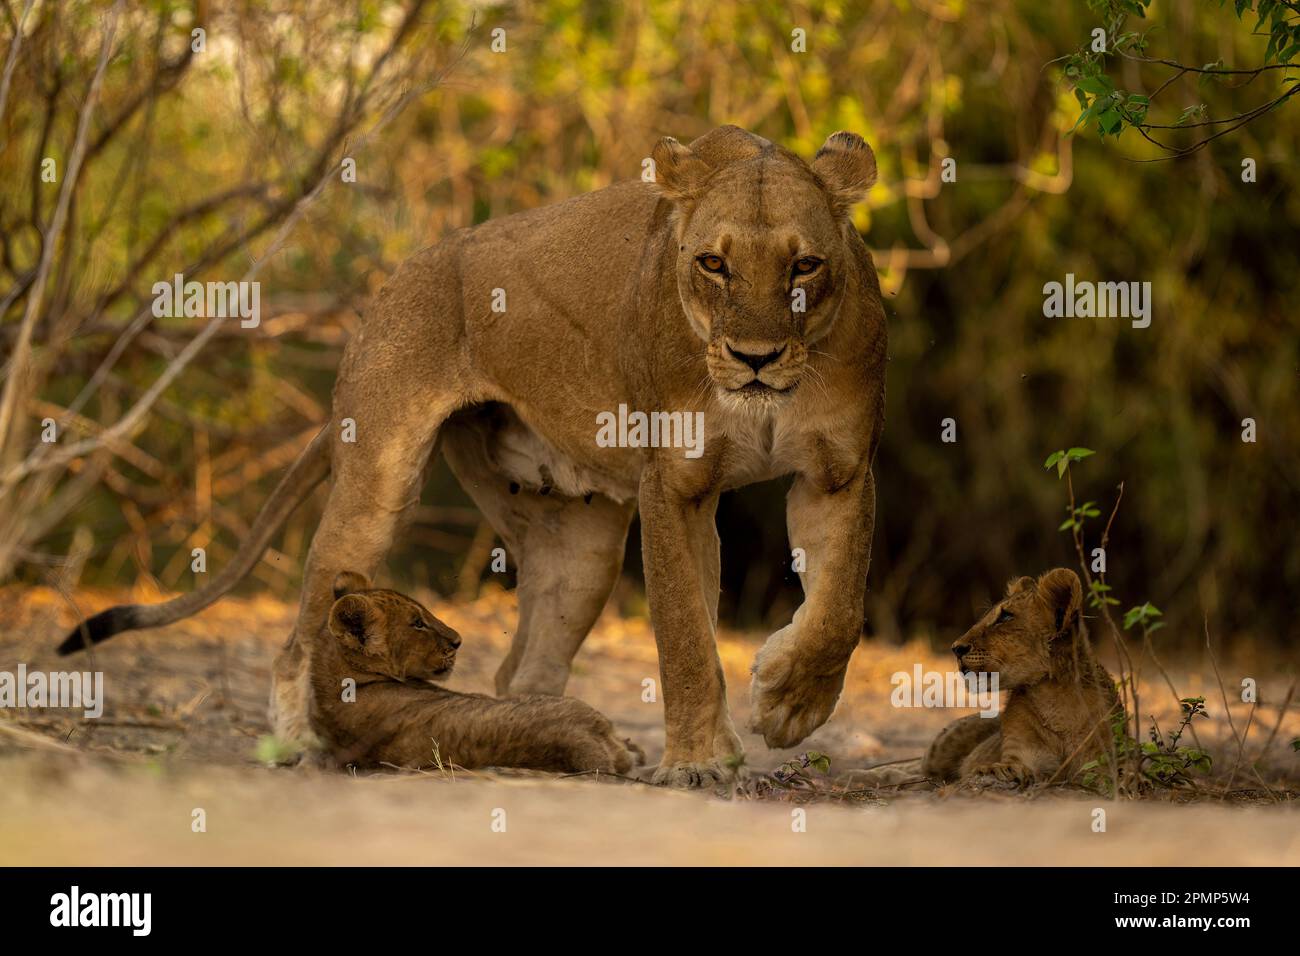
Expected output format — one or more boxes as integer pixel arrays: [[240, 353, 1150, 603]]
[[1036, 568, 1083, 637], [1005, 575, 1035, 596], [811, 131, 877, 215], [328, 593, 376, 649], [332, 570, 371, 600], [651, 136, 712, 204]]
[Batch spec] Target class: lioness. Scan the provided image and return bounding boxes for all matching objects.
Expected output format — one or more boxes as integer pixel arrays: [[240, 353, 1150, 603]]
[[60, 125, 887, 787], [312, 571, 638, 773], [921, 568, 1122, 786]]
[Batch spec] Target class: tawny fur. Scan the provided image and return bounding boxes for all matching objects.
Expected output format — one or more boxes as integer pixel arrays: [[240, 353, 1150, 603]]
[[921, 568, 1122, 786], [312, 572, 639, 774], [62, 125, 888, 788]]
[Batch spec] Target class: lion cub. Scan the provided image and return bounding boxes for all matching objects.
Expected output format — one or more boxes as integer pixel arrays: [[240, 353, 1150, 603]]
[[310, 572, 639, 774], [921, 568, 1122, 787]]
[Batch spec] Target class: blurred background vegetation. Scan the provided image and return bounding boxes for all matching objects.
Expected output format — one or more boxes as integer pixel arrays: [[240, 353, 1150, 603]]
[[1, 0, 1295, 652]]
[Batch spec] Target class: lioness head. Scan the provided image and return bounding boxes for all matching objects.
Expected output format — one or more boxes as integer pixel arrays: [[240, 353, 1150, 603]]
[[652, 125, 878, 412], [951, 568, 1085, 689], [326, 571, 461, 683]]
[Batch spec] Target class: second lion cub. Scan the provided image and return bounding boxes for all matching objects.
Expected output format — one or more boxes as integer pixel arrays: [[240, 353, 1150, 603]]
[[310, 571, 640, 774], [922, 567, 1122, 786]]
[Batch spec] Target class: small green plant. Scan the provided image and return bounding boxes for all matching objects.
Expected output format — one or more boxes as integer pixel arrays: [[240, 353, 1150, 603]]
[[1044, 447, 1095, 479], [1082, 696, 1213, 794], [1141, 697, 1213, 786], [1089, 579, 1119, 609], [773, 751, 831, 786], [1123, 601, 1165, 636]]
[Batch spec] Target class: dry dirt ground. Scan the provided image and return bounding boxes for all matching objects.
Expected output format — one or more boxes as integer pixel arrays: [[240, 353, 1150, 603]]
[[1, 583, 1297, 866]]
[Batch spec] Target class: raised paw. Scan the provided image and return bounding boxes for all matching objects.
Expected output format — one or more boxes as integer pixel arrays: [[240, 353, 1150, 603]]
[[750, 635, 848, 749]]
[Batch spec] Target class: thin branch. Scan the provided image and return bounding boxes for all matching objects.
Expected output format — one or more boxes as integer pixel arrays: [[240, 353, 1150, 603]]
[[0, 0, 35, 150], [0, 0, 122, 465]]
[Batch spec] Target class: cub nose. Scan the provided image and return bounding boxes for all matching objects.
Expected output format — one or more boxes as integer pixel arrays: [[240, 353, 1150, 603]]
[[951, 641, 971, 659], [726, 342, 786, 372], [447, 632, 462, 649]]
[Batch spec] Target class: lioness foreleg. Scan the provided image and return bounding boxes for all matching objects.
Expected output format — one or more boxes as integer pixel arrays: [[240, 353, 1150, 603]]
[[639, 467, 743, 787], [750, 467, 876, 748]]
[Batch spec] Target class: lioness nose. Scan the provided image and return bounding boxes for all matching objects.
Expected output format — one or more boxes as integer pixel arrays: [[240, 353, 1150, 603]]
[[727, 343, 786, 372], [447, 632, 462, 649], [952, 642, 971, 658]]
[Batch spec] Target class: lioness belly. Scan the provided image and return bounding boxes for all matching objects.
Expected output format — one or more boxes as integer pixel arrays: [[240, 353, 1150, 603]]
[[446, 403, 640, 503]]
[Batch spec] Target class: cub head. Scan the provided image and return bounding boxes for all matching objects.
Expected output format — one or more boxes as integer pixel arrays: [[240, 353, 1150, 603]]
[[652, 125, 877, 412], [951, 568, 1085, 690], [326, 571, 461, 683]]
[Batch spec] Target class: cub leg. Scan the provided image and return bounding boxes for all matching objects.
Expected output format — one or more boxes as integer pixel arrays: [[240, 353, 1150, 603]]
[[921, 713, 1002, 782], [442, 420, 635, 697]]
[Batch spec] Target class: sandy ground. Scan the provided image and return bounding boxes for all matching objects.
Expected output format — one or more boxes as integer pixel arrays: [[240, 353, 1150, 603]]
[[1, 583, 1297, 866]]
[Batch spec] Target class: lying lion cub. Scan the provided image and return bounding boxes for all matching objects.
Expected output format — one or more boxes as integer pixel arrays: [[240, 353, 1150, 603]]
[[921, 568, 1122, 786], [310, 572, 640, 774]]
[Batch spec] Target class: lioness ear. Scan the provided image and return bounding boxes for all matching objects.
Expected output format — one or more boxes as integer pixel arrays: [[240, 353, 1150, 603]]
[[332, 570, 371, 600], [811, 131, 877, 215], [652, 136, 712, 204], [1036, 568, 1083, 637], [1006, 575, 1035, 596], [328, 593, 376, 649]]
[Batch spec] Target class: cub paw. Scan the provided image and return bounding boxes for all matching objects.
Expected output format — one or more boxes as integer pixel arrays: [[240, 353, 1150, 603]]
[[962, 761, 1033, 789]]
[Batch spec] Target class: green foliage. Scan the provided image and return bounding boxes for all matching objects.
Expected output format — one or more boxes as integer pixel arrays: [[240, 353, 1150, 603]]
[[1082, 697, 1213, 793], [1066, 0, 1299, 141], [1059, 500, 1100, 532], [773, 750, 831, 785], [1044, 447, 1095, 479], [1122, 601, 1165, 633], [1088, 579, 1120, 609]]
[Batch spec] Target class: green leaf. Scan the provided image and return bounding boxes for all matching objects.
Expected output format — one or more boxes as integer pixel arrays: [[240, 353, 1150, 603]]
[[1075, 75, 1113, 95], [806, 751, 832, 773], [1066, 447, 1095, 461]]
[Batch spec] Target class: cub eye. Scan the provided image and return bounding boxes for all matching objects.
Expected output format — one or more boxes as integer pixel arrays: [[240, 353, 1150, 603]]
[[698, 254, 726, 275], [411, 618, 427, 630], [792, 257, 822, 276], [995, 608, 1014, 624]]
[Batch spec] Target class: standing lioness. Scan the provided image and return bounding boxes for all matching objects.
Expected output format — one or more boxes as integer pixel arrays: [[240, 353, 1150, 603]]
[[60, 125, 887, 787]]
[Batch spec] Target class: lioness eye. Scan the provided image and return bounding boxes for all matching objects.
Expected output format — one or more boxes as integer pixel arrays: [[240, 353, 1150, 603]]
[[793, 257, 822, 276], [412, 618, 427, 630], [698, 254, 726, 274], [996, 608, 1013, 624]]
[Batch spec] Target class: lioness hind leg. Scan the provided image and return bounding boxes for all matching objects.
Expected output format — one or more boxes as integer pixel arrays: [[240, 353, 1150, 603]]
[[270, 395, 458, 750], [442, 419, 635, 697], [921, 714, 1001, 782]]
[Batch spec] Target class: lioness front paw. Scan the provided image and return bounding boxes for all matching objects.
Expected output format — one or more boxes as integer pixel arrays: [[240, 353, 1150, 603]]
[[750, 635, 848, 748], [650, 758, 746, 789]]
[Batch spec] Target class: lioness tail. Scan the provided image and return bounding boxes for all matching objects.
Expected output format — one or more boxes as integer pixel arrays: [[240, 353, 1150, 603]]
[[57, 425, 332, 655]]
